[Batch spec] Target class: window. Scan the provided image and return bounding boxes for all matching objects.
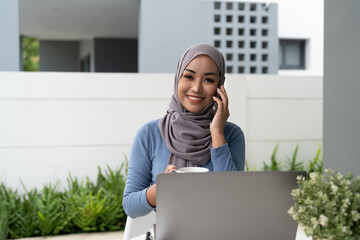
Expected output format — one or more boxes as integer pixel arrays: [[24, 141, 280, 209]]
[[226, 66, 233, 73], [214, 40, 221, 48], [250, 29, 256, 36], [238, 3, 245, 10], [226, 28, 233, 35], [250, 41, 256, 48], [226, 2, 233, 10], [262, 16, 268, 24], [262, 29, 268, 36], [238, 66, 244, 73], [238, 54, 245, 61], [226, 15, 233, 22], [279, 39, 306, 69], [250, 66, 257, 73], [214, 27, 221, 35], [250, 16, 256, 23], [238, 28, 244, 36], [226, 41, 233, 48], [214, 15, 221, 22], [262, 41, 268, 49], [250, 3, 257, 11], [238, 16, 244, 23], [262, 67, 268, 73], [262, 54, 268, 61], [238, 41, 244, 48], [250, 54, 257, 61], [214, 2, 221, 9], [226, 53, 233, 61]]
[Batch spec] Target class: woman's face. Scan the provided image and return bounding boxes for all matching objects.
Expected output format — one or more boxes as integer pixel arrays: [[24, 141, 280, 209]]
[[177, 55, 220, 113]]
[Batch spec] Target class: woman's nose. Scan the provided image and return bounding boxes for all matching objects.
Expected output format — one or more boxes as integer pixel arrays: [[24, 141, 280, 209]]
[[191, 79, 202, 93]]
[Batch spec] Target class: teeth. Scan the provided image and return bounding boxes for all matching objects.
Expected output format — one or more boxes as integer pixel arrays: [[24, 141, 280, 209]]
[[188, 96, 202, 100]]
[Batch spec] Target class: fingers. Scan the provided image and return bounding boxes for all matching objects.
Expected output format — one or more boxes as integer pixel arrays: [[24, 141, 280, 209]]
[[165, 164, 177, 173]]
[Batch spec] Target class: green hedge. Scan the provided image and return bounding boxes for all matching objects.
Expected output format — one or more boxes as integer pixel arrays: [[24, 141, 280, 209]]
[[0, 165, 127, 239]]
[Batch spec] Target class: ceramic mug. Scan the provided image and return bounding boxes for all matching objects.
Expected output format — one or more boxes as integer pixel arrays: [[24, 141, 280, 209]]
[[170, 167, 209, 173]]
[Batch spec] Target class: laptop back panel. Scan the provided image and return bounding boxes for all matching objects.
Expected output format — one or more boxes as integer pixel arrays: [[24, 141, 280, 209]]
[[156, 171, 305, 240]]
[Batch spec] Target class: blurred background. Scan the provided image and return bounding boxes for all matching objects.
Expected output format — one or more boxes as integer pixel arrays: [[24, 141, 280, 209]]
[[0, 0, 358, 194]]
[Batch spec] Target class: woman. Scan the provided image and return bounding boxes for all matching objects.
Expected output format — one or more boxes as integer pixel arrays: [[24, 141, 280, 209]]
[[123, 43, 245, 218]]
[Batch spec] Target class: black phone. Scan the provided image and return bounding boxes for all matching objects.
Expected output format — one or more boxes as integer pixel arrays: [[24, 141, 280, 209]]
[[212, 93, 221, 115]]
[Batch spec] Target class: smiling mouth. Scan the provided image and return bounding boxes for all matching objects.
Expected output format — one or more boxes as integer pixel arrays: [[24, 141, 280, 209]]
[[187, 95, 204, 103]]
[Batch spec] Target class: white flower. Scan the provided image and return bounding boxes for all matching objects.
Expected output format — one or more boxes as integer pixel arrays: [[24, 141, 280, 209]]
[[319, 214, 328, 227], [351, 210, 360, 221], [296, 175, 305, 181], [304, 197, 312, 205], [331, 184, 338, 194], [342, 198, 350, 207], [309, 172, 319, 180], [310, 217, 319, 228], [298, 206, 305, 213], [288, 206, 294, 215]]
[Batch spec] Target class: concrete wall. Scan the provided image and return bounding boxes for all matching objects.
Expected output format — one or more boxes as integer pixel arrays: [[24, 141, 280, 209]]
[[0, 72, 322, 192], [0, 0, 20, 71], [139, 0, 213, 73], [324, 0, 360, 176], [272, 0, 324, 76], [39, 40, 79, 72], [139, 0, 323, 76], [94, 38, 137, 73]]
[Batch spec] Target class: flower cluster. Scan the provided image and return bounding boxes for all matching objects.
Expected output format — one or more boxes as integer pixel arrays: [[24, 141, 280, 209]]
[[288, 169, 360, 240]]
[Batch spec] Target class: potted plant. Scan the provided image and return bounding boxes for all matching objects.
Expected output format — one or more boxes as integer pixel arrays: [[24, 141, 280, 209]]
[[288, 169, 360, 240]]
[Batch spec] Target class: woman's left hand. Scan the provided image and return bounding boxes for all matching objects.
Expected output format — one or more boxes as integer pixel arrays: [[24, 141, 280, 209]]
[[210, 85, 230, 148]]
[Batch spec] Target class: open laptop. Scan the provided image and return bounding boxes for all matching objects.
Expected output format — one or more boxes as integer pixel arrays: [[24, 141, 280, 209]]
[[156, 171, 306, 240]]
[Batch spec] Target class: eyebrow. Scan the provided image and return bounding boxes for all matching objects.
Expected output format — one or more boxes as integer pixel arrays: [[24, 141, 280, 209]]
[[184, 68, 218, 76]]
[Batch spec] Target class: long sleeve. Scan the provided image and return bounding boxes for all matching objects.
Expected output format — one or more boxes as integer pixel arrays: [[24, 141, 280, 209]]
[[210, 122, 245, 171], [122, 124, 156, 218]]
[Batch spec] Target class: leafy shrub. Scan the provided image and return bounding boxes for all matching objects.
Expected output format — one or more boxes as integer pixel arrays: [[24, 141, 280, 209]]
[[261, 143, 323, 174], [0, 164, 127, 239], [289, 170, 360, 239]]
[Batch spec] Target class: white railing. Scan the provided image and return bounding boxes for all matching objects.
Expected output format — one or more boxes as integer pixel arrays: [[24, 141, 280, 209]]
[[0, 72, 322, 192]]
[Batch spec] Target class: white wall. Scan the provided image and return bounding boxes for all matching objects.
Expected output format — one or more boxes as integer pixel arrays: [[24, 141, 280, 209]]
[[0, 72, 322, 192], [244, 75, 323, 169], [275, 0, 324, 76]]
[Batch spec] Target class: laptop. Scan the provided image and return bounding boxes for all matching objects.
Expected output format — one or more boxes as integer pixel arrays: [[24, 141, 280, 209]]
[[156, 171, 306, 240]]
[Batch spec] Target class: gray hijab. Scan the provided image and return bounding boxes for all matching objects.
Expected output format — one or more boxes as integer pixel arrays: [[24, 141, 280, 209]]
[[158, 43, 225, 168]]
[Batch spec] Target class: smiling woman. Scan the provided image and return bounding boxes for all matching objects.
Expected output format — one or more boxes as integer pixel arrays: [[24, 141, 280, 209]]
[[122, 43, 245, 218], [177, 55, 220, 114]]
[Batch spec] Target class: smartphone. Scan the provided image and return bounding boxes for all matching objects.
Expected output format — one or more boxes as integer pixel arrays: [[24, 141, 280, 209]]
[[212, 93, 221, 116]]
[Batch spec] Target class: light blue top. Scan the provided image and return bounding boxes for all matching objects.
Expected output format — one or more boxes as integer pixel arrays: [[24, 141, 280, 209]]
[[123, 119, 245, 218]]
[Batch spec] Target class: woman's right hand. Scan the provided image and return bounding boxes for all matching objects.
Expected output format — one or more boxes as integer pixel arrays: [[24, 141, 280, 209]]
[[146, 164, 177, 207]]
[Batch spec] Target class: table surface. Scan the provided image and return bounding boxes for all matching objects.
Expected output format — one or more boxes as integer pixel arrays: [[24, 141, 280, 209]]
[[130, 224, 313, 240]]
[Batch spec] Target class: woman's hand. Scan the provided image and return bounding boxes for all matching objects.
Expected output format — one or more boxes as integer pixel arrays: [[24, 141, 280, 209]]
[[210, 85, 230, 148], [146, 164, 177, 207]]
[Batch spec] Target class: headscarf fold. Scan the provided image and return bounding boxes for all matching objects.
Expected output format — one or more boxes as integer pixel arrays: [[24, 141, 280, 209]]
[[158, 43, 225, 168]]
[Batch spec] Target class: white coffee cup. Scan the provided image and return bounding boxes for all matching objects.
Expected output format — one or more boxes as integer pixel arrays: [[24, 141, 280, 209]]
[[170, 167, 209, 173]]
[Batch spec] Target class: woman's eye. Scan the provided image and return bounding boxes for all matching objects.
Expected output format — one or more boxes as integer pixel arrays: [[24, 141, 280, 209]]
[[184, 75, 193, 80], [205, 78, 215, 83]]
